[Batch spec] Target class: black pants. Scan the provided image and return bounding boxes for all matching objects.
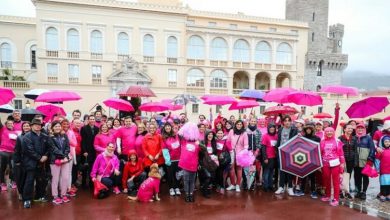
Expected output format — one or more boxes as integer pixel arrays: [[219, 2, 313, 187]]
[[199, 167, 214, 192], [13, 164, 25, 195], [81, 155, 94, 188], [71, 155, 82, 185], [127, 172, 147, 195], [0, 151, 13, 183], [22, 167, 48, 201], [346, 160, 354, 175], [167, 161, 180, 189], [101, 174, 121, 189], [279, 170, 293, 188], [381, 185, 390, 196], [354, 167, 369, 192], [301, 173, 316, 192]]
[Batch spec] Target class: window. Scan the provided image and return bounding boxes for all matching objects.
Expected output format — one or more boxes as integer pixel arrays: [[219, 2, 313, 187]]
[[259, 105, 266, 114], [233, 39, 250, 62], [30, 45, 36, 69], [143, 34, 154, 57], [67, 29, 79, 52], [192, 104, 199, 114], [210, 37, 228, 60], [239, 109, 244, 114], [216, 105, 222, 114], [90, 30, 103, 53], [269, 27, 277, 32], [208, 22, 216, 27], [255, 41, 271, 63], [117, 32, 129, 55], [318, 106, 323, 114], [187, 35, 205, 59], [47, 63, 58, 76], [187, 68, 204, 87], [46, 27, 59, 50], [312, 32, 315, 42], [68, 64, 79, 78], [291, 30, 298, 34], [210, 69, 227, 88], [167, 36, 178, 58], [317, 60, 324, 76], [250, 26, 257, 30], [276, 42, 292, 64], [0, 43, 12, 68], [230, 24, 238, 29], [92, 65, 102, 78], [168, 69, 177, 86], [187, 20, 195, 25], [312, 12, 315, 21], [14, 100, 22, 110]]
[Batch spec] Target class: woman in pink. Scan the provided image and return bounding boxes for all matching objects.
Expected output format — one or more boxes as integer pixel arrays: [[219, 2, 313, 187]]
[[61, 119, 77, 197], [0, 119, 18, 191], [320, 127, 345, 206], [226, 120, 248, 192], [134, 123, 147, 160], [109, 118, 122, 136], [261, 124, 278, 191], [128, 163, 161, 202], [94, 123, 114, 154]]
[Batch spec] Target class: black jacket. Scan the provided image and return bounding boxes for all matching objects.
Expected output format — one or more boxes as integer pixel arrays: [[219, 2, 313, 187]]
[[21, 131, 50, 171], [80, 125, 99, 162], [13, 134, 26, 164], [48, 134, 70, 164], [275, 126, 298, 149], [338, 135, 357, 162]]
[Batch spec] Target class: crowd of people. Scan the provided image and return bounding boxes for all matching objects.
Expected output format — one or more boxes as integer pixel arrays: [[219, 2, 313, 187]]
[[0, 106, 389, 209]]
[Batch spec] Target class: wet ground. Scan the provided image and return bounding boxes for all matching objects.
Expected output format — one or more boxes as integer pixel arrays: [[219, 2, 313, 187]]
[[0, 187, 380, 220]]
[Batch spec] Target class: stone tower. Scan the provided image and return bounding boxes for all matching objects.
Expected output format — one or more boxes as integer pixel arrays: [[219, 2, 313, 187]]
[[286, 0, 348, 91]]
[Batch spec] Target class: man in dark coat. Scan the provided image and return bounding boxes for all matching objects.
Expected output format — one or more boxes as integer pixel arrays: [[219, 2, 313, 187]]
[[80, 115, 99, 188]]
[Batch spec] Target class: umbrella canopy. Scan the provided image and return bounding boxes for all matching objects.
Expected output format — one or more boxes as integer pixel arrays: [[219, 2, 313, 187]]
[[0, 87, 16, 105], [203, 95, 236, 105], [200, 95, 217, 101], [263, 87, 297, 103], [239, 89, 265, 101], [263, 105, 298, 116], [21, 108, 45, 122], [173, 94, 199, 105], [384, 116, 390, 122], [117, 85, 156, 97], [139, 102, 170, 112], [346, 97, 390, 119], [313, 112, 333, 119], [285, 91, 323, 106], [35, 91, 82, 103], [36, 104, 66, 122], [320, 85, 358, 96], [279, 136, 323, 178], [103, 98, 134, 112], [160, 99, 183, 111], [229, 100, 259, 110], [24, 89, 50, 100], [0, 104, 14, 113]]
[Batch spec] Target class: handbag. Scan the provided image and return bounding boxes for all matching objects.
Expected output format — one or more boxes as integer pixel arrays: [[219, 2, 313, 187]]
[[93, 180, 109, 199], [341, 172, 350, 193], [218, 151, 231, 168], [201, 152, 218, 172], [361, 164, 379, 178]]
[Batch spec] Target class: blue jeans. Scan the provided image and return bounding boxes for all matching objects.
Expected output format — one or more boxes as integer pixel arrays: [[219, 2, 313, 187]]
[[262, 158, 275, 189]]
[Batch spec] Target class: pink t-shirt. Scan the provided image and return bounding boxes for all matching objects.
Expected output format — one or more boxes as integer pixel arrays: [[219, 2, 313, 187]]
[[162, 135, 181, 161], [115, 125, 137, 155], [0, 127, 18, 153], [137, 177, 160, 202], [94, 133, 114, 154], [178, 139, 200, 172], [262, 133, 278, 159]]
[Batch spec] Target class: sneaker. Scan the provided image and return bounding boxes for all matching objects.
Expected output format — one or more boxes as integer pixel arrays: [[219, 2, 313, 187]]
[[24, 200, 31, 208], [339, 192, 345, 199], [1, 184, 7, 191], [379, 196, 386, 202], [219, 188, 225, 194], [34, 197, 48, 203], [10, 182, 17, 189], [68, 190, 77, 197], [321, 197, 330, 202], [287, 188, 295, 196], [346, 193, 353, 200], [226, 185, 235, 191], [62, 196, 70, 203], [235, 185, 241, 192], [52, 197, 63, 205], [275, 187, 285, 195], [169, 188, 175, 196], [295, 190, 305, 197], [330, 199, 339, 206], [311, 192, 318, 199], [113, 187, 121, 195], [360, 192, 366, 200], [175, 188, 181, 195]]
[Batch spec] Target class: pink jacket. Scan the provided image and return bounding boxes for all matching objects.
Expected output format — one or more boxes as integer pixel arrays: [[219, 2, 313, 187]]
[[320, 137, 345, 167], [262, 133, 278, 159], [376, 148, 390, 175], [162, 135, 181, 161], [94, 132, 114, 154], [90, 153, 119, 178], [0, 127, 18, 153], [227, 130, 248, 153], [137, 177, 160, 202], [178, 139, 200, 172], [115, 125, 137, 154], [66, 129, 77, 148]]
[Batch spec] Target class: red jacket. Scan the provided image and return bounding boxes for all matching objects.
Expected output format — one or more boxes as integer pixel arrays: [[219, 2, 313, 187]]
[[142, 133, 164, 167], [122, 159, 144, 189]]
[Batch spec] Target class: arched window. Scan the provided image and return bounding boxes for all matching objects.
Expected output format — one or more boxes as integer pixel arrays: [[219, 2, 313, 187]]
[[186, 69, 204, 87], [90, 30, 103, 53], [167, 36, 178, 58], [210, 69, 227, 88], [276, 42, 292, 64], [210, 37, 228, 60], [0, 43, 12, 68], [255, 41, 271, 63], [143, 34, 154, 57], [30, 45, 37, 69], [46, 27, 59, 50], [67, 29, 79, 52], [187, 35, 205, 59], [233, 39, 250, 62], [117, 32, 129, 55]]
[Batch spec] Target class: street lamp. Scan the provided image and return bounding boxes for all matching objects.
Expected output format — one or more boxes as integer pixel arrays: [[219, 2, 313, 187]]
[[25, 100, 30, 108]]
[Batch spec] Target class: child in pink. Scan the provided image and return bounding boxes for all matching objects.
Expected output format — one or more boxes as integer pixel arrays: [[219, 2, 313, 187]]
[[320, 127, 345, 206], [376, 135, 390, 201], [128, 163, 161, 202]]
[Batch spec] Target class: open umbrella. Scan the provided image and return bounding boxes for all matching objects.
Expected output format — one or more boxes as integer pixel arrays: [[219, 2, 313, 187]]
[[24, 89, 50, 100], [200, 95, 217, 101], [229, 100, 259, 110], [279, 136, 323, 178], [313, 112, 333, 119], [0, 104, 14, 113], [103, 98, 134, 112], [346, 97, 389, 119], [160, 99, 184, 111], [263, 105, 298, 116], [239, 89, 265, 101], [0, 87, 16, 105], [117, 85, 156, 97], [384, 116, 390, 122], [36, 104, 66, 122], [320, 85, 358, 96], [21, 108, 45, 122], [35, 91, 82, 103], [263, 87, 296, 103], [285, 91, 323, 106], [139, 102, 170, 112], [173, 94, 199, 105], [203, 95, 236, 105]]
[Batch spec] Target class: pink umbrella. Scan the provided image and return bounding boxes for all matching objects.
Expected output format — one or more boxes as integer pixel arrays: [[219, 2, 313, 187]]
[[0, 87, 15, 105], [229, 100, 259, 110], [103, 98, 134, 112], [35, 91, 81, 103], [313, 112, 333, 119], [117, 85, 156, 97], [160, 99, 183, 111], [200, 95, 218, 101], [36, 104, 66, 122], [263, 105, 298, 116], [383, 116, 390, 122], [139, 102, 170, 112], [203, 95, 236, 105], [263, 88, 297, 103], [320, 85, 358, 96], [286, 91, 323, 106], [346, 97, 389, 119]]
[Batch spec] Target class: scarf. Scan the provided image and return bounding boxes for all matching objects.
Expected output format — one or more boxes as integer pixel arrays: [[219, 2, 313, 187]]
[[248, 125, 257, 132]]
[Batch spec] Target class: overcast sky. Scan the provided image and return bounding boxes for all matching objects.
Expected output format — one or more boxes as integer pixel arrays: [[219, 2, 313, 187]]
[[1, 0, 389, 74]]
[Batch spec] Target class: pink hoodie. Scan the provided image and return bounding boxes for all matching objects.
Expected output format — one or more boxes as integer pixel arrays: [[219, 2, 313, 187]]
[[227, 129, 248, 153], [94, 132, 114, 154], [320, 127, 345, 167], [262, 133, 278, 159], [90, 152, 119, 178], [178, 139, 200, 172], [162, 135, 181, 161], [115, 125, 137, 154], [0, 127, 18, 153]]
